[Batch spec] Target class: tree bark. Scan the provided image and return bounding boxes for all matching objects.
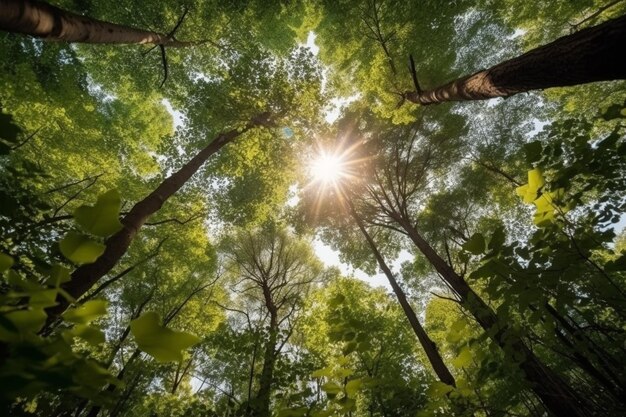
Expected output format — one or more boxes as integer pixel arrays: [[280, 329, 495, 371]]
[[406, 14, 626, 105], [253, 306, 278, 417], [0, 0, 196, 45], [347, 198, 457, 387], [44, 114, 272, 323], [394, 215, 590, 417]]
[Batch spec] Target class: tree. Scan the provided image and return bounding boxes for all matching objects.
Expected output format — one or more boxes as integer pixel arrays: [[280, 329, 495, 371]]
[[221, 224, 324, 417], [45, 113, 275, 323], [404, 14, 626, 104], [0, 0, 201, 46], [305, 111, 593, 417]]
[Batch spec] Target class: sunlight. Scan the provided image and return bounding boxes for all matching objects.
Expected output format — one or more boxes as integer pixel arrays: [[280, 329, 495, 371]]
[[310, 152, 346, 184]]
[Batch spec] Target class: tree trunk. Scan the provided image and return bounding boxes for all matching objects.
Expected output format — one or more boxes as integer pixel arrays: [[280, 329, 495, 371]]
[[253, 312, 278, 417], [394, 215, 590, 417], [347, 199, 457, 387], [406, 14, 626, 105], [44, 114, 271, 323], [0, 0, 195, 45]]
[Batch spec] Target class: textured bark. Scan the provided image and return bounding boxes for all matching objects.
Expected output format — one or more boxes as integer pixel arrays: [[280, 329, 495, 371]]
[[44, 114, 271, 323], [253, 311, 278, 417], [395, 216, 590, 417], [406, 14, 626, 104], [0, 0, 195, 45], [347, 199, 457, 387]]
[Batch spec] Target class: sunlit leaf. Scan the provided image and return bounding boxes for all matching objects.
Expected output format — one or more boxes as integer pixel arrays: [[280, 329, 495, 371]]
[[130, 312, 201, 363], [74, 190, 123, 237], [0, 253, 13, 273], [63, 300, 108, 324], [59, 232, 106, 265]]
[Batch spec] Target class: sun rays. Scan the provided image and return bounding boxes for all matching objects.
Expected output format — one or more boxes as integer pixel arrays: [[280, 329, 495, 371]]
[[304, 136, 372, 222]]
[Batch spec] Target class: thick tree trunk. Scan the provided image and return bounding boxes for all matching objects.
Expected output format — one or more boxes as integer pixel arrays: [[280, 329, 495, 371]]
[[406, 14, 626, 105], [44, 114, 271, 323], [394, 216, 590, 417], [347, 199, 457, 387], [0, 0, 195, 45]]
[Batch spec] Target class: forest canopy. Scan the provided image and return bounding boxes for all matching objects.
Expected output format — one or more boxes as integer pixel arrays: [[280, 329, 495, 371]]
[[0, 0, 625, 416]]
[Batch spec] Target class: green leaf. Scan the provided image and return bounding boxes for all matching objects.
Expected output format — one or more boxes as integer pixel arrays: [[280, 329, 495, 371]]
[[59, 232, 106, 265], [74, 190, 123, 237], [0, 309, 47, 340], [488, 227, 505, 252], [63, 300, 108, 324], [601, 100, 626, 121], [345, 378, 363, 396], [462, 233, 485, 255], [29, 289, 59, 308], [69, 324, 106, 345], [524, 141, 543, 164], [277, 407, 308, 417], [130, 312, 201, 363], [452, 346, 472, 368], [46, 264, 71, 286], [321, 381, 342, 396], [336, 367, 353, 378], [342, 341, 358, 355], [427, 381, 454, 398], [311, 366, 334, 378], [0, 252, 14, 273], [0, 111, 22, 143], [605, 254, 626, 272]]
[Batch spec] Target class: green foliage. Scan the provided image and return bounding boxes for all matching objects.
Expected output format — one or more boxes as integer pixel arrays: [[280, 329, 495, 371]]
[[59, 232, 106, 265], [130, 312, 201, 363], [73, 189, 123, 237]]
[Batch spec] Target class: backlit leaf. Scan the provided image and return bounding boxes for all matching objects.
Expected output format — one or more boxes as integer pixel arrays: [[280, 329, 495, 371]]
[[130, 312, 201, 363], [74, 190, 123, 237], [59, 232, 105, 265]]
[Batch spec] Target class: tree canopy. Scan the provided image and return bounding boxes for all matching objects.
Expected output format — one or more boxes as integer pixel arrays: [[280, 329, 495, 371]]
[[1, 1, 625, 416]]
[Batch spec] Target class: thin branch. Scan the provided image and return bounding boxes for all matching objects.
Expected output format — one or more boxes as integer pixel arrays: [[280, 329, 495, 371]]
[[159, 45, 168, 88], [409, 54, 422, 94], [430, 291, 461, 304], [11, 127, 41, 150], [569, 0, 625, 31]]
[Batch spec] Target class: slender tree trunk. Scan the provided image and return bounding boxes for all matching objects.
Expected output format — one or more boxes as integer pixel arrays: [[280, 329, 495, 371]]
[[43, 114, 271, 323], [406, 14, 626, 105], [0, 0, 196, 45], [86, 348, 141, 417], [347, 198, 457, 387], [253, 311, 278, 417], [394, 215, 590, 417]]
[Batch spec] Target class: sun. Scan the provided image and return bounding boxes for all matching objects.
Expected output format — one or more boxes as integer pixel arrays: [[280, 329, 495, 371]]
[[310, 152, 346, 184]]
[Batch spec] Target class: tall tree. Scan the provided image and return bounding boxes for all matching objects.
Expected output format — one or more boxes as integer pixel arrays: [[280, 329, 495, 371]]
[[307, 113, 593, 417], [343, 195, 457, 387], [221, 224, 324, 417], [0, 0, 200, 45], [44, 114, 275, 323], [404, 14, 626, 104]]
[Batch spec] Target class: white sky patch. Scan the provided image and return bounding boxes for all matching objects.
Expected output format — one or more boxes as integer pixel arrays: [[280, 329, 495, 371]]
[[161, 98, 186, 131], [529, 119, 550, 137], [305, 31, 320, 56], [325, 95, 360, 124], [286, 184, 300, 207], [509, 28, 527, 39], [313, 239, 413, 291]]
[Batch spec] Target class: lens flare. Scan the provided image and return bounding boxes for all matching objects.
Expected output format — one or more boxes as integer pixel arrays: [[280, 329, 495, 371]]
[[310, 153, 345, 184]]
